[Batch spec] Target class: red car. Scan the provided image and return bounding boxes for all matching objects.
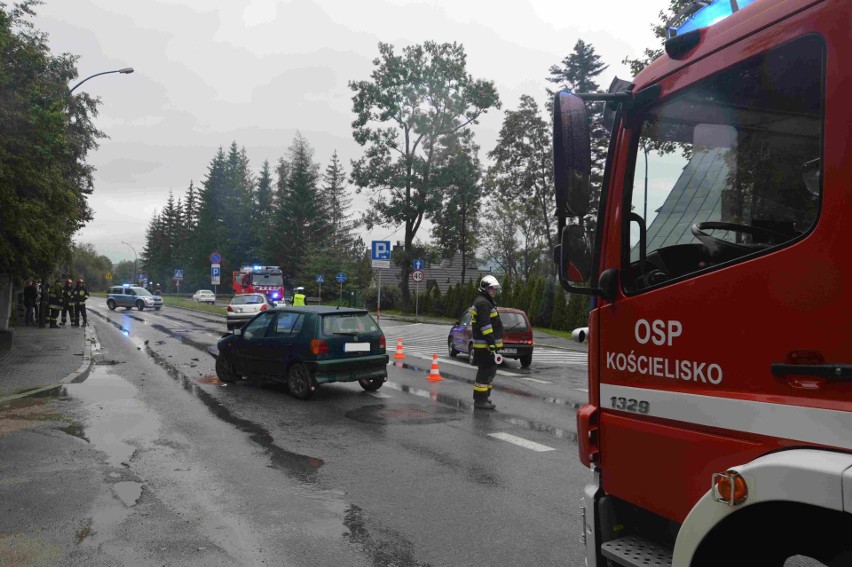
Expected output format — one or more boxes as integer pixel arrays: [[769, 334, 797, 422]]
[[447, 307, 534, 368]]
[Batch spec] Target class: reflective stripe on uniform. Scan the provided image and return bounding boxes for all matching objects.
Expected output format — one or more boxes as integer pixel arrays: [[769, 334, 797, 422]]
[[473, 383, 489, 392], [490, 308, 498, 318]]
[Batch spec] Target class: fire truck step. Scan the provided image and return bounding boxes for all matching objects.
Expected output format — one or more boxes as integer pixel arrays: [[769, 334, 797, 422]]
[[600, 534, 673, 567]]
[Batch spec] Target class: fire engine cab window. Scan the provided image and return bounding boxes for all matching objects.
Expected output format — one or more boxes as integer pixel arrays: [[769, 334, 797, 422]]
[[624, 35, 823, 293]]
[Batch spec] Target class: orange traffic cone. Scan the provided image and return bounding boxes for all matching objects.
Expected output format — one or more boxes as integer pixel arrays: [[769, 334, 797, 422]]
[[427, 354, 443, 382], [394, 337, 405, 360]]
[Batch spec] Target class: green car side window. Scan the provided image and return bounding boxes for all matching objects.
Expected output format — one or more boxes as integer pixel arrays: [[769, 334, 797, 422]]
[[274, 313, 303, 336]]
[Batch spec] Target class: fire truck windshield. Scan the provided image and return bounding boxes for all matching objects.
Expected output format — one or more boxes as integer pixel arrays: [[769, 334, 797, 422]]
[[253, 273, 283, 287], [624, 34, 823, 293]]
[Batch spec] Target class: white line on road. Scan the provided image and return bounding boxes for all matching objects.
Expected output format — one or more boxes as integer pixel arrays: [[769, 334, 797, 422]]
[[488, 432, 556, 452], [367, 391, 392, 398], [521, 377, 552, 384]]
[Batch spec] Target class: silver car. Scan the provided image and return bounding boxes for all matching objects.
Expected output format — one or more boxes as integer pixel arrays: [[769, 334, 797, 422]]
[[226, 293, 275, 330], [107, 285, 163, 311]]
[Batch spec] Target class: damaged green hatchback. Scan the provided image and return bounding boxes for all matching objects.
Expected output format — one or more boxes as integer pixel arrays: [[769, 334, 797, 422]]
[[215, 306, 388, 399]]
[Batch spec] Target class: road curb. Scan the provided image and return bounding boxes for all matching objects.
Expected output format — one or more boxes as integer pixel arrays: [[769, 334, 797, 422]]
[[0, 326, 96, 403]]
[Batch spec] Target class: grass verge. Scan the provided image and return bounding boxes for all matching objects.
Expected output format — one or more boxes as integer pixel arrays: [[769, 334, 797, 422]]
[[161, 296, 226, 315]]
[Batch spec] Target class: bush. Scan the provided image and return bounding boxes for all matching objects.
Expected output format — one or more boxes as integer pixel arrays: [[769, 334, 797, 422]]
[[428, 286, 444, 316], [364, 285, 402, 311], [551, 287, 569, 330], [567, 293, 591, 329]]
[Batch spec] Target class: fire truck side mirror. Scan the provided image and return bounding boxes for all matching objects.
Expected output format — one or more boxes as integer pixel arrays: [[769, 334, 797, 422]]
[[555, 224, 612, 300], [553, 91, 591, 218], [557, 224, 592, 284]]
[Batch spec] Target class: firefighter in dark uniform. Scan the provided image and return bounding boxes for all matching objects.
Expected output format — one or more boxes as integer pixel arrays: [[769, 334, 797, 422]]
[[60, 278, 74, 325], [24, 280, 38, 326], [471, 275, 504, 410], [72, 278, 90, 327], [48, 279, 63, 328]]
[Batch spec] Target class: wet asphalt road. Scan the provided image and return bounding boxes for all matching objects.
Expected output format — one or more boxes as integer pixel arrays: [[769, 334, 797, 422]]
[[70, 302, 593, 565]]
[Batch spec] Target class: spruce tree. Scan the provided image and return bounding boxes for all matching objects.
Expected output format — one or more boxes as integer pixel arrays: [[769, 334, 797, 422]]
[[551, 288, 569, 330], [546, 39, 609, 226]]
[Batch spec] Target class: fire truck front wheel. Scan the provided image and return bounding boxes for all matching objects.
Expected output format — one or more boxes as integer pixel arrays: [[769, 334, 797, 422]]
[[691, 501, 852, 567]]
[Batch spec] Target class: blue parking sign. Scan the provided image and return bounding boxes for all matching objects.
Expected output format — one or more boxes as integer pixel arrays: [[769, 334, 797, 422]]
[[371, 241, 391, 260]]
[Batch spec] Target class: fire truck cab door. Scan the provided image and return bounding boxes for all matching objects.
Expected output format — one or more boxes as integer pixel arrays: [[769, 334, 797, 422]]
[[596, 27, 851, 521]]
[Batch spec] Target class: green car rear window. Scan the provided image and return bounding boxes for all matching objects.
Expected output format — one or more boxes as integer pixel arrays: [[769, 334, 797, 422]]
[[321, 313, 379, 335]]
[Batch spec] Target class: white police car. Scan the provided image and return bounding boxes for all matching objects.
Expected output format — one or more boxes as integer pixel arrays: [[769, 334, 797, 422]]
[[107, 285, 163, 311]]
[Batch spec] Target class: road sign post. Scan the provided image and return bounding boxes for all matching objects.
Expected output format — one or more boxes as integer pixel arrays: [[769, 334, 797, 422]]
[[316, 274, 324, 303], [371, 241, 391, 321], [412, 269, 424, 322], [336, 272, 346, 305], [174, 269, 183, 295]]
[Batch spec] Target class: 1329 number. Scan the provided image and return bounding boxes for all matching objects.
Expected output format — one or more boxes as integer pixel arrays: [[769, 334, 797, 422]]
[[610, 397, 650, 414]]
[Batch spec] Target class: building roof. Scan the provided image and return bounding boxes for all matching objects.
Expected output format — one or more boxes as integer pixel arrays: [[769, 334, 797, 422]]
[[634, 147, 728, 260], [371, 250, 498, 295]]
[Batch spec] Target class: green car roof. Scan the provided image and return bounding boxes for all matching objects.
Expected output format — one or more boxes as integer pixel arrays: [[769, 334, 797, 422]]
[[272, 305, 368, 315]]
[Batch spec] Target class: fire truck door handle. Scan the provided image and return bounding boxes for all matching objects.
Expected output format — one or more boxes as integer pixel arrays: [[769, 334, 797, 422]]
[[771, 363, 852, 379]]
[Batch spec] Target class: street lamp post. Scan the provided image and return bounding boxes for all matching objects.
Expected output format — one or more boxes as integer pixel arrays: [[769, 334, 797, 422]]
[[122, 242, 138, 285], [37, 67, 134, 328], [69, 67, 134, 95]]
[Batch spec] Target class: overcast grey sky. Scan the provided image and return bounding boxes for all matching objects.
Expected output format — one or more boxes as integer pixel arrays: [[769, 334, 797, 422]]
[[35, 0, 670, 263]]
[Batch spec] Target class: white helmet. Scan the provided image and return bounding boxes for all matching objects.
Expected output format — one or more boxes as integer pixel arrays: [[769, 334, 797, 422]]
[[479, 275, 500, 291], [295, 287, 305, 292]]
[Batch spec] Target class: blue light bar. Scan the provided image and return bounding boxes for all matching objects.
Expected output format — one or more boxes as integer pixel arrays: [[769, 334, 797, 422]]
[[670, 0, 756, 37], [253, 265, 263, 271]]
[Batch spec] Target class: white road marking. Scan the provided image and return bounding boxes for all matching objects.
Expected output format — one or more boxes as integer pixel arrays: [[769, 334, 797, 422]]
[[575, 388, 588, 392], [367, 391, 392, 398], [521, 377, 552, 384], [488, 432, 555, 452]]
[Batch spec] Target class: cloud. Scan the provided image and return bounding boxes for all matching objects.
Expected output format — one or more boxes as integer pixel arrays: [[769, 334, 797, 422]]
[[33, 0, 671, 262]]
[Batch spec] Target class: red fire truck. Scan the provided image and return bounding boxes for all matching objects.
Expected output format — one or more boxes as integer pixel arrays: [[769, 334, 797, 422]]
[[553, 0, 851, 565], [232, 265, 287, 302]]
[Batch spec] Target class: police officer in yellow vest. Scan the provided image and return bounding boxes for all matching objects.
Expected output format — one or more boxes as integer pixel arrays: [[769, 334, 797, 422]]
[[292, 287, 306, 306]]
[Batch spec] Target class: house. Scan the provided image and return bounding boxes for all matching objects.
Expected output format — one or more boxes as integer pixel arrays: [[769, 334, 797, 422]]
[[371, 246, 498, 295]]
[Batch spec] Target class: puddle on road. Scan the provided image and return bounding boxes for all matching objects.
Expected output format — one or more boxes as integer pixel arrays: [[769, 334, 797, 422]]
[[382, 381, 576, 441], [113, 481, 144, 507], [64, 365, 156, 468], [391, 360, 579, 408]]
